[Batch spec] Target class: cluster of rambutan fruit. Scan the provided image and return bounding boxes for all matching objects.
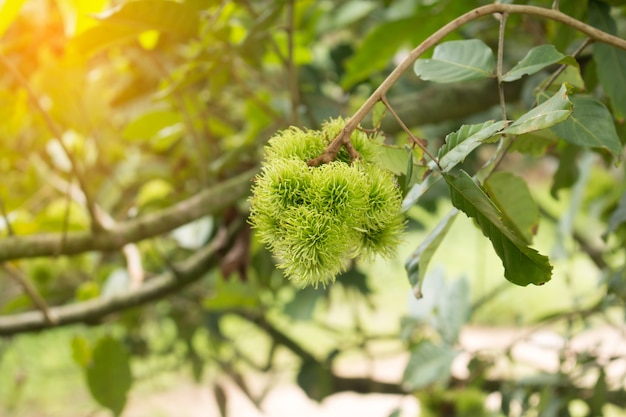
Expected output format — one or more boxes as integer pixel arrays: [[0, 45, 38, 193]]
[[249, 118, 404, 287]]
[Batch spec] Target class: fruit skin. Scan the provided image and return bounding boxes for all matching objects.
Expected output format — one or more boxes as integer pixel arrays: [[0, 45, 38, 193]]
[[249, 118, 404, 287]]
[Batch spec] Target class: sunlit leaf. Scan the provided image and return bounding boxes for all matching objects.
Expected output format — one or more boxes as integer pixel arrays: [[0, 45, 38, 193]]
[[71, 336, 92, 368], [503, 44, 577, 82], [0, 0, 26, 38], [136, 179, 174, 208], [550, 96, 622, 157], [444, 170, 552, 286], [438, 120, 506, 172], [86, 336, 132, 417], [122, 110, 183, 142], [70, 0, 200, 56], [484, 172, 539, 244], [414, 39, 495, 83], [503, 83, 572, 135]]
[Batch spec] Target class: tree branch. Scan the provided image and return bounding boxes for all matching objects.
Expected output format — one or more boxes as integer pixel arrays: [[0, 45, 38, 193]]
[[0, 221, 238, 336], [0, 168, 256, 262], [339, 3, 626, 142]]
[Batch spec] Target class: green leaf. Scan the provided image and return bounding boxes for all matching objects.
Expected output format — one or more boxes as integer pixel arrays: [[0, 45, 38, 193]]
[[443, 170, 552, 286], [405, 209, 457, 297], [342, 17, 419, 89], [503, 83, 572, 135], [203, 279, 259, 310], [503, 45, 577, 82], [435, 276, 470, 345], [484, 172, 539, 245], [550, 143, 580, 198], [297, 359, 333, 401], [70, 0, 200, 56], [122, 110, 183, 142], [603, 191, 626, 240], [371, 101, 387, 130], [284, 286, 324, 321], [438, 120, 506, 172], [86, 336, 133, 417], [413, 39, 495, 83], [136, 178, 174, 208], [402, 341, 457, 390], [550, 96, 622, 157], [509, 129, 559, 157], [71, 336, 92, 369], [589, 0, 626, 120], [372, 142, 427, 187]]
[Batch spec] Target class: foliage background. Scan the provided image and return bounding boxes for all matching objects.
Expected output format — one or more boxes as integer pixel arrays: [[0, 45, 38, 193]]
[[0, 0, 625, 416]]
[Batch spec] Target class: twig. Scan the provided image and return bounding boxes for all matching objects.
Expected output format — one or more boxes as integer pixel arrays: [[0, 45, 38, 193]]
[[0, 53, 104, 233], [2, 263, 56, 325], [0, 195, 13, 237], [286, 0, 299, 125], [380, 95, 441, 169]]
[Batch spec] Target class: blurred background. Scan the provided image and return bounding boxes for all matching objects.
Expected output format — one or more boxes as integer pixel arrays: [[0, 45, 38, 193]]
[[0, 0, 625, 416]]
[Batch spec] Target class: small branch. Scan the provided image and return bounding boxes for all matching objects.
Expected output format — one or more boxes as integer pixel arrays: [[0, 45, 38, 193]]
[[0, 168, 256, 262], [306, 128, 362, 167], [0, 223, 236, 336], [2, 263, 56, 326], [0, 195, 13, 237], [380, 95, 441, 169]]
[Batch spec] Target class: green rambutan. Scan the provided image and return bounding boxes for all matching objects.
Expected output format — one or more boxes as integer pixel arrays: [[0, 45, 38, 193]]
[[249, 117, 405, 287]]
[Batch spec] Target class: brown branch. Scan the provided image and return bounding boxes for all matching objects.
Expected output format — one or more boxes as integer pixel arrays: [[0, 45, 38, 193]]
[[0, 222, 236, 336], [0, 168, 256, 262], [306, 129, 362, 167], [496, 12, 509, 124], [380, 95, 440, 168]]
